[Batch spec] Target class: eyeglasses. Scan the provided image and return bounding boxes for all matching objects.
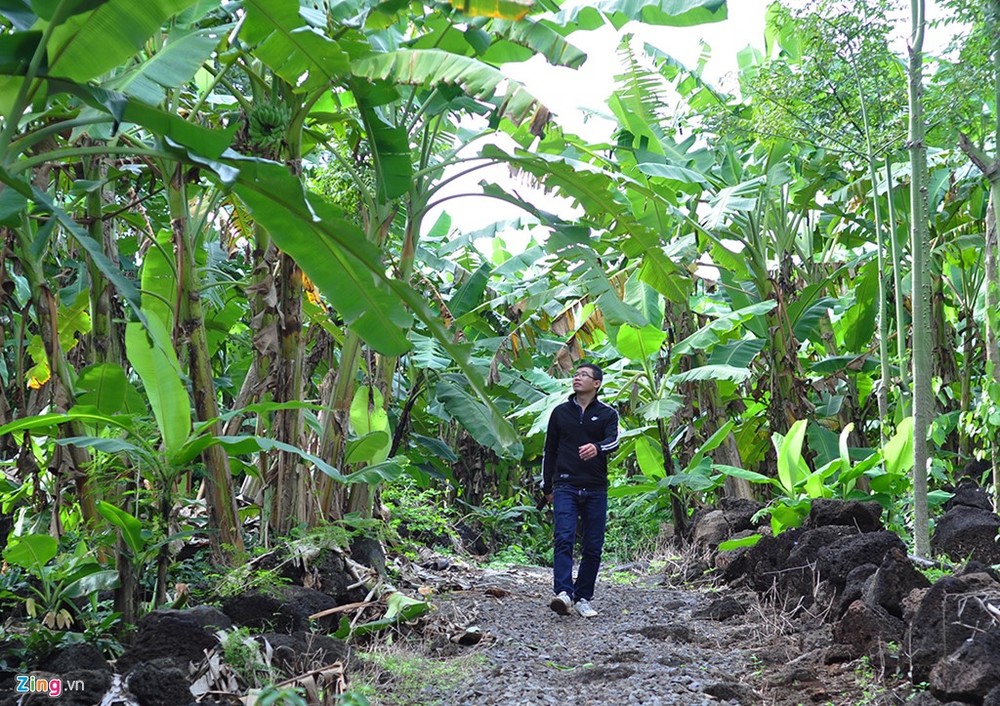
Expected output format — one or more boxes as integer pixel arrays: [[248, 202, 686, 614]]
[[573, 372, 596, 380]]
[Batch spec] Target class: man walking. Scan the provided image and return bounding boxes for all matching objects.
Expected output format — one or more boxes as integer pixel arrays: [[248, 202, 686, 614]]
[[542, 363, 619, 618]]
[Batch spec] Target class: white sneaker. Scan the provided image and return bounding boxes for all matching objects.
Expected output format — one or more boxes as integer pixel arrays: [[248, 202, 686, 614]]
[[574, 598, 598, 618], [549, 591, 572, 615]]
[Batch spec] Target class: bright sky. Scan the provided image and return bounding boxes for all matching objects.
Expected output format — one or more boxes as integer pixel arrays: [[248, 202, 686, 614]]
[[430, 0, 958, 242]]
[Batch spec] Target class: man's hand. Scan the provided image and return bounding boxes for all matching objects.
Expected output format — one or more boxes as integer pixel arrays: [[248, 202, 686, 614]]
[[578, 443, 598, 461]]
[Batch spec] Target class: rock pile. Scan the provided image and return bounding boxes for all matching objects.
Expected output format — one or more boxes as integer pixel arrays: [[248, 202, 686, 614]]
[[698, 491, 1000, 706], [0, 541, 384, 706]]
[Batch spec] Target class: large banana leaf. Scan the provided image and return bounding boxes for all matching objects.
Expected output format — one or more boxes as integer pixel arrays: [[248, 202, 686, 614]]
[[353, 81, 412, 202], [554, 0, 727, 31], [485, 19, 587, 68], [351, 49, 543, 124], [106, 26, 224, 104], [437, 375, 523, 458], [448, 0, 532, 20], [125, 319, 190, 462], [230, 156, 413, 355], [44, 0, 199, 82], [241, 0, 350, 91]]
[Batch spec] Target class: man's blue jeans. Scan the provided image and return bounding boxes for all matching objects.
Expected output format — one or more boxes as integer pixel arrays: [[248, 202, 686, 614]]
[[552, 486, 608, 601]]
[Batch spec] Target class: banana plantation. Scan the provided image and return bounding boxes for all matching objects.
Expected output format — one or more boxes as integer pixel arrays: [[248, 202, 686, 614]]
[[1, 0, 1000, 703]]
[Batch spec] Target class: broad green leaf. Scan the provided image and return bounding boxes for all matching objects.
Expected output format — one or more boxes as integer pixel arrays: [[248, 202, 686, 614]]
[[608, 482, 657, 497], [436, 376, 524, 459], [554, 0, 726, 30], [718, 534, 762, 551], [671, 364, 752, 384], [450, 262, 491, 321], [703, 177, 765, 231], [614, 323, 666, 361], [213, 435, 346, 482], [707, 339, 764, 368], [231, 157, 412, 355], [714, 464, 774, 485], [76, 363, 128, 415], [0, 30, 42, 74], [774, 419, 808, 495], [769, 499, 810, 535], [344, 459, 406, 484], [345, 431, 392, 465], [349, 386, 390, 464], [804, 469, 828, 499], [0, 0, 37, 30], [241, 0, 350, 90], [97, 501, 144, 556], [636, 395, 682, 421], [57, 436, 143, 456], [883, 416, 914, 477], [672, 301, 776, 356], [353, 81, 412, 201], [351, 49, 543, 124], [3, 534, 57, 572], [635, 435, 665, 479], [46, 0, 200, 82], [125, 319, 190, 459], [107, 26, 223, 104], [449, 0, 531, 20], [485, 18, 587, 68], [0, 409, 133, 436], [63, 569, 118, 598], [0, 182, 27, 225], [842, 262, 879, 351], [140, 229, 176, 330]]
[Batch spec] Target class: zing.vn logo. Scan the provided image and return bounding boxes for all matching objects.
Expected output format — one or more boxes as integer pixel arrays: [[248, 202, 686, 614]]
[[15, 675, 84, 698]]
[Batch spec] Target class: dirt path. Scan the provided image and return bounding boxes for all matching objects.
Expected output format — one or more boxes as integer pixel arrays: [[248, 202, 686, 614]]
[[355, 562, 909, 706]]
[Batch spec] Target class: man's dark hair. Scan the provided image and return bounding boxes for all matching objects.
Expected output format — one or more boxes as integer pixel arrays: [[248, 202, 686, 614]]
[[578, 363, 603, 381]]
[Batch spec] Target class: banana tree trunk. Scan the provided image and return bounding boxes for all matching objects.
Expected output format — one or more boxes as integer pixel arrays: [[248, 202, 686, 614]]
[[270, 250, 307, 531], [168, 172, 243, 559], [84, 153, 122, 368], [908, 0, 931, 558], [12, 225, 99, 529]]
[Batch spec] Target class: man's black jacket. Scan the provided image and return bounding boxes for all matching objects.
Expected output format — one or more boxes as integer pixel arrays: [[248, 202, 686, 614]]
[[542, 394, 620, 493]]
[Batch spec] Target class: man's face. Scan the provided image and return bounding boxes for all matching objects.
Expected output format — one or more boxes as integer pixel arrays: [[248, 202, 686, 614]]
[[572, 368, 600, 394]]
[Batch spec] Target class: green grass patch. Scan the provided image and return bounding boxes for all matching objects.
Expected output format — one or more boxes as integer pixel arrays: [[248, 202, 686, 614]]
[[354, 647, 486, 706]]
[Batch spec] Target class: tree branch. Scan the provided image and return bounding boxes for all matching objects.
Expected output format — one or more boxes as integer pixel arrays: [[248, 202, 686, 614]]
[[959, 131, 1000, 181]]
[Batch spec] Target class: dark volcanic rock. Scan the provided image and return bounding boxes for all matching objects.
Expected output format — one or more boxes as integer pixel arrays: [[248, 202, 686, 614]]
[[690, 509, 731, 552], [930, 626, 1000, 703], [222, 585, 339, 633], [931, 504, 1000, 565], [350, 537, 386, 575], [863, 546, 931, 619], [127, 660, 193, 706], [724, 525, 860, 599], [39, 643, 111, 673], [693, 596, 746, 621], [785, 525, 861, 600], [719, 496, 764, 533], [117, 608, 225, 671], [906, 571, 1000, 684], [832, 563, 878, 619], [257, 632, 349, 677], [831, 599, 904, 655], [804, 499, 883, 532], [986, 684, 1000, 706], [704, 680, 757, 704], [816, 530, 906, 592], [943, 477, 994, 512]]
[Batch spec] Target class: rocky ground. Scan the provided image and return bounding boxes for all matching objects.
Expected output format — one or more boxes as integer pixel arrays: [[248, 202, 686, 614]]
[[5, 488, 1000, 705], [353, 560, 914, 706]]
